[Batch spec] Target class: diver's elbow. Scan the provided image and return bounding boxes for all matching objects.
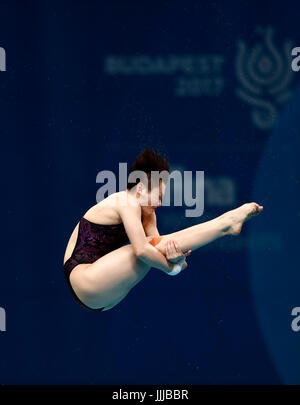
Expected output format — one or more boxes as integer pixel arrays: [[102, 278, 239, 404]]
[[134, 244, 148, 259]]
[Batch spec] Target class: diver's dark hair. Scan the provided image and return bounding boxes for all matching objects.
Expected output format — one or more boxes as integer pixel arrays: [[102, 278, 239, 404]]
[[127, 147, 170, 191]]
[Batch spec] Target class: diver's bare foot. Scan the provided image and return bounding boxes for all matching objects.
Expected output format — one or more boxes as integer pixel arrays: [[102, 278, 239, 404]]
[[226, 202, 264, 236]]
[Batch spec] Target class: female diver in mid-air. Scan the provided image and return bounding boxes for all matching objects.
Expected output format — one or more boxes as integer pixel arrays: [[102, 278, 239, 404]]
[[63, 148, 263, 312]]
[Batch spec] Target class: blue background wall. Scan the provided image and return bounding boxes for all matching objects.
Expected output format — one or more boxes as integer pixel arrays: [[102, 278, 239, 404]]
[[0, 0, 299, 384]]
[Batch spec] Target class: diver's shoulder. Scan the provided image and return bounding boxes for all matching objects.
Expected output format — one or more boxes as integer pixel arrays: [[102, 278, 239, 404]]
[[116, 190, 140, 210]]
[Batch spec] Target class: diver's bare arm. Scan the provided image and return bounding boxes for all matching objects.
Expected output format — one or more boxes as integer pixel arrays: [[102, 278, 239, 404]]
[[118, 199, 175, 273]]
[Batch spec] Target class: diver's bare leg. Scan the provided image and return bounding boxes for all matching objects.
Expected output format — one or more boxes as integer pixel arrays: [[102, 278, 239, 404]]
[[154, 202, 263, 254]]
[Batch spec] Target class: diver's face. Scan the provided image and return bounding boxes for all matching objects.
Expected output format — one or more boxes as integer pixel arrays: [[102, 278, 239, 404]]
[[141, 180, 166, 214]]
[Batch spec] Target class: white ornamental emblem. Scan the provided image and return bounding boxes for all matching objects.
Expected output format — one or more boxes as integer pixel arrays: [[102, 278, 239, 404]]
[[235, 27, 294, 130]]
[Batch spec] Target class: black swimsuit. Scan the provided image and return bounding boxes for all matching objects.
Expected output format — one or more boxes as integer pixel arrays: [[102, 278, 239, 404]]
[[63, 217, 129, 311]]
